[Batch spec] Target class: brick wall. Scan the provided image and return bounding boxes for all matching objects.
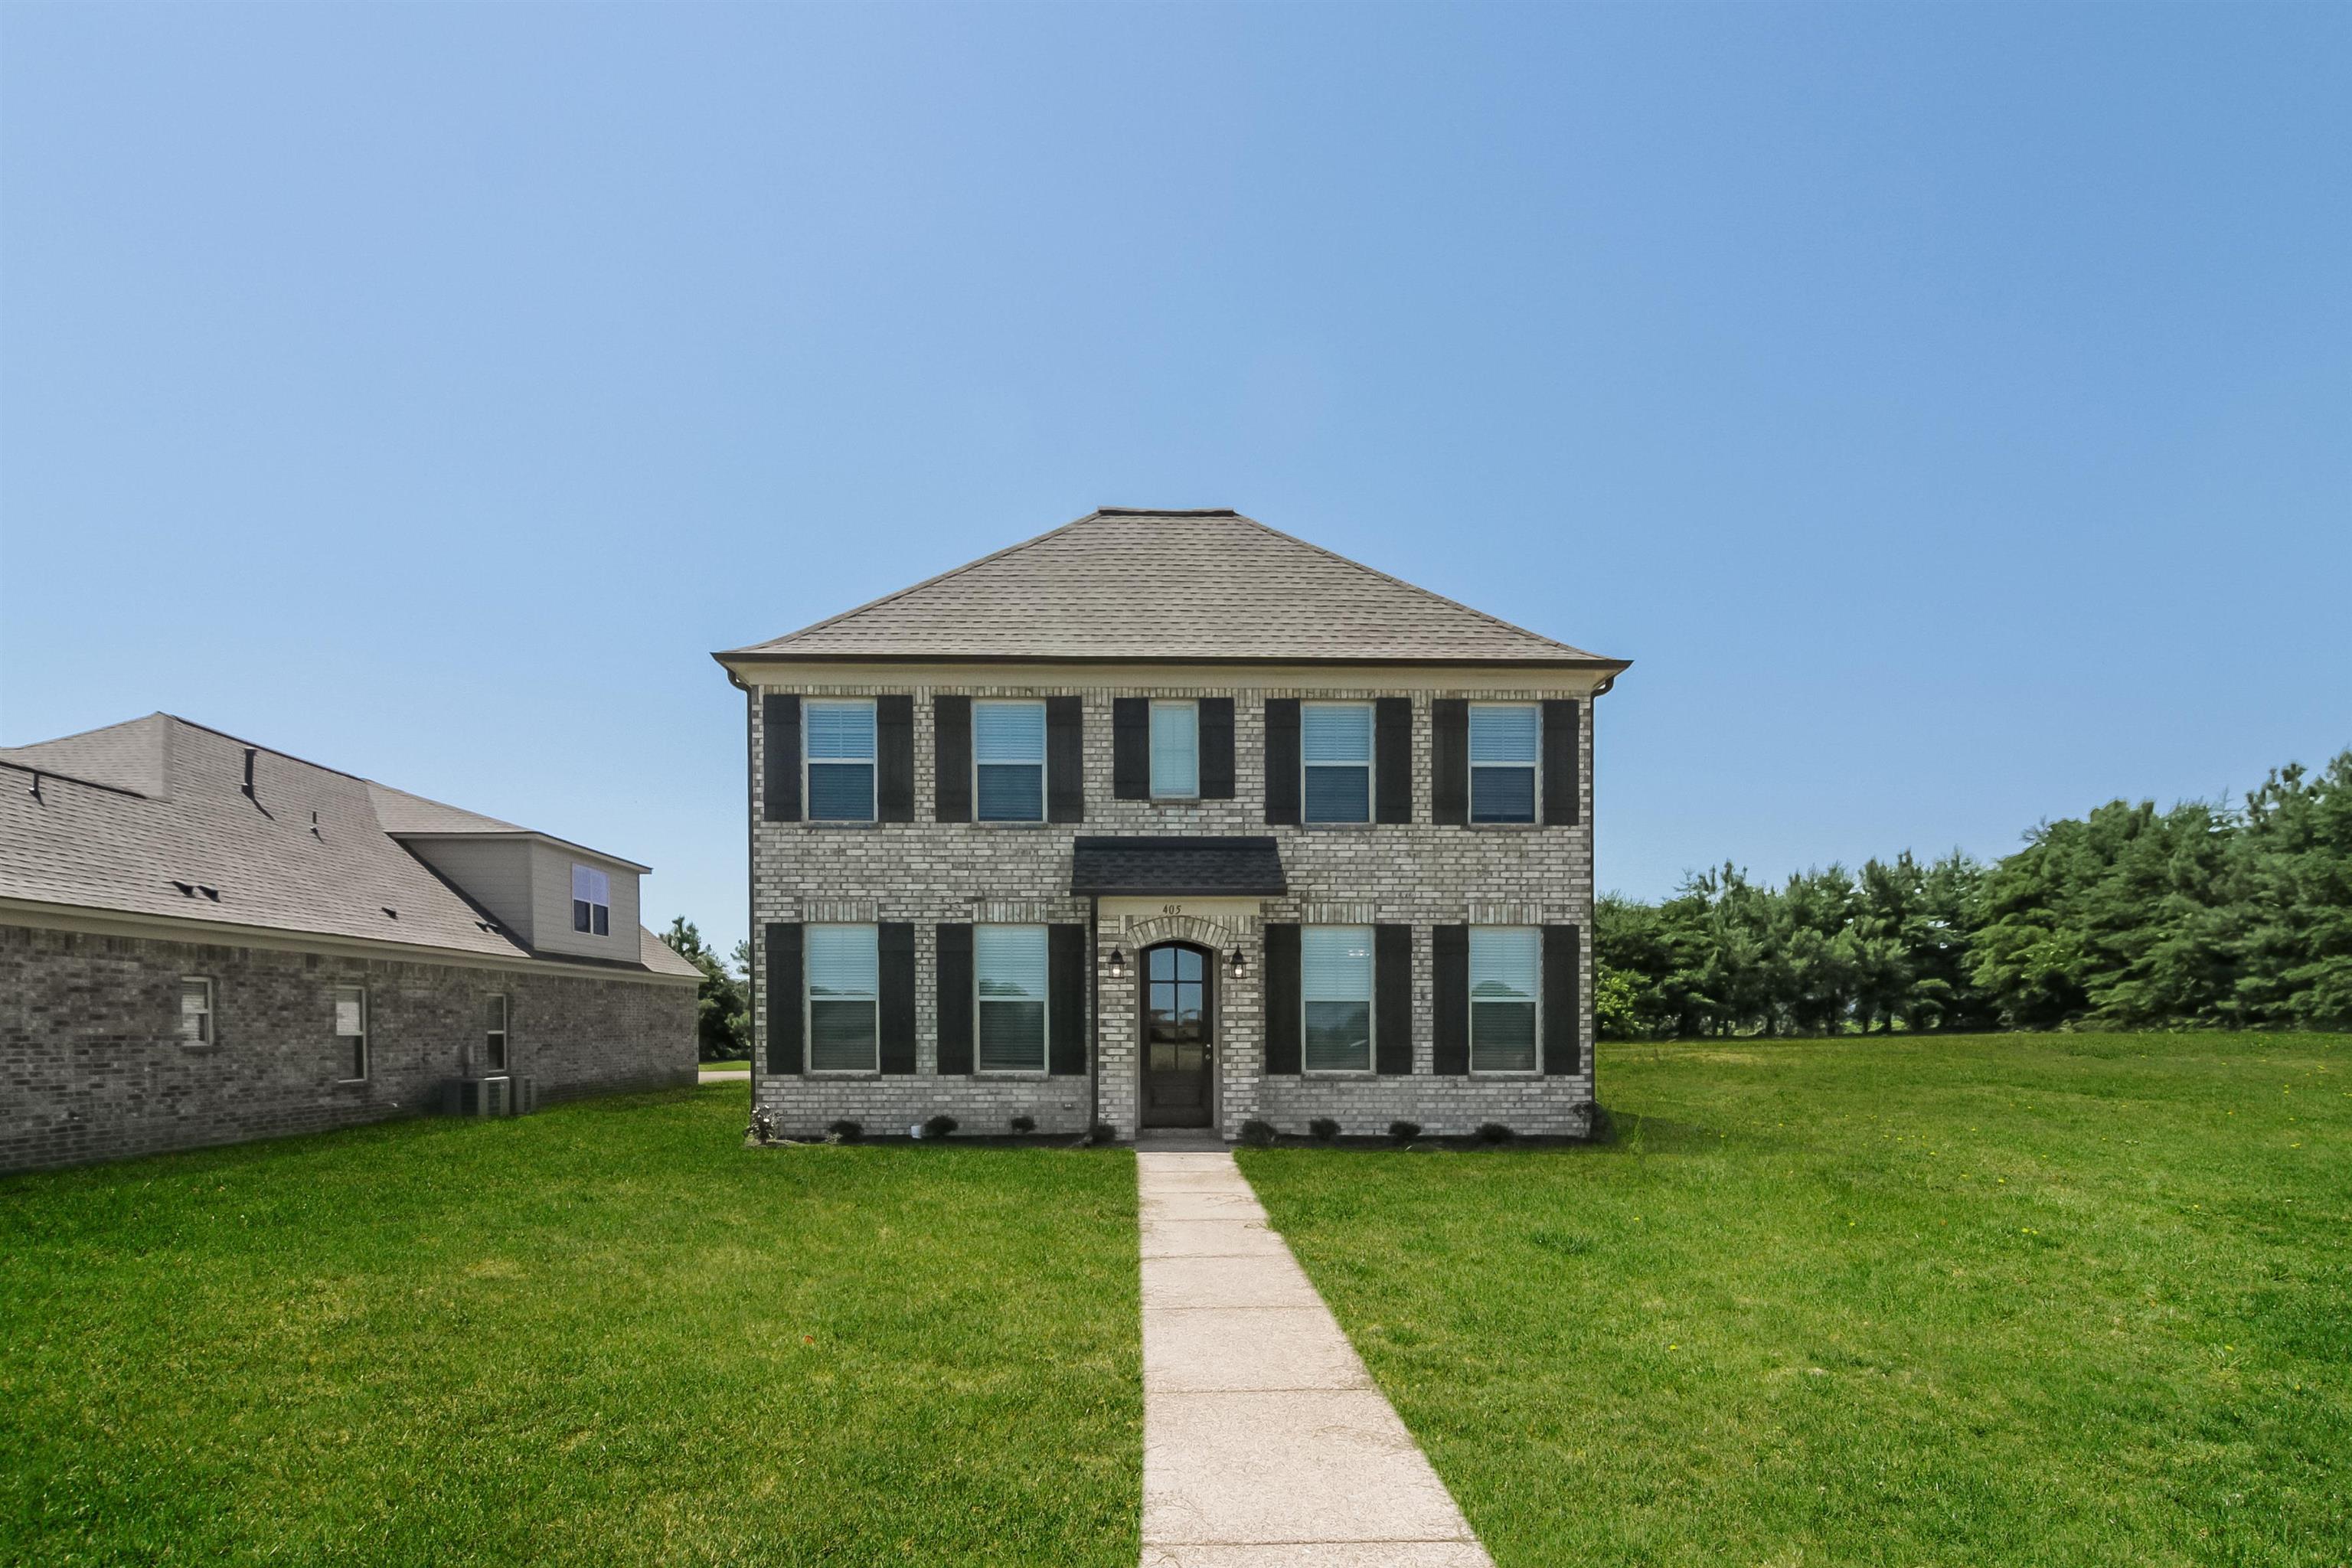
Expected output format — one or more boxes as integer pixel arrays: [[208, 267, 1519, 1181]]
[[746, 675, 1602, 1140], [0, 920, 697, 1173]]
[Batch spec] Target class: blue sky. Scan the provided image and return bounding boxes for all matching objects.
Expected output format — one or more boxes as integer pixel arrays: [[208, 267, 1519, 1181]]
[[3, 3, 2345, 955]]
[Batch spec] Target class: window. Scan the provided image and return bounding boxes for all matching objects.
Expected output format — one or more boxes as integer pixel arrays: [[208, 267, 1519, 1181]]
[[1470, 704, 1540, 824], [973, 700, 1047, 822], [571, 864, 611, 936], [178, 978, 214, 1044], [1150, 701, 1199, 799], [1470, 927, 1540, 1072], [975, 925, 1048, 1072], [334, 985, 368, 1080], [1302, 703, 1373, 824], [484, 994, 509, 1073], [1301, 926, 1374, 1072], [806, 925, 879, 1072], [805, 698, 877, 822]]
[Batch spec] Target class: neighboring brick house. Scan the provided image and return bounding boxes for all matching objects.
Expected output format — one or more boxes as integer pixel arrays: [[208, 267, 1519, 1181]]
[[715, 508, 1629, 1141], [0, 714, 700, 1173]]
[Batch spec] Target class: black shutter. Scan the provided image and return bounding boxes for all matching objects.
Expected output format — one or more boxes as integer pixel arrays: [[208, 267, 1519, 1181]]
[[877, 696, 914, 822], [1199, 698, 1235, 799], [879, 923, 916, 1073], [1376, 697, 1413, 824], [934, 697, 972, 822], [1049, 923, 1087, 1074], [1264, 923, 1301, 1074], [1543, 700, 1581, 826], [1432, 699, 1468, 826], [764, 923, 803, 1074], [1544, 924, 1582, 1076], [1112, 698, 1148, 799], [1432, 924, 1468, 1075], [1047, 697, 1085, 822], [762, 695, 802, 823], [1263, 700, 1301, 825], [935, 923, 973, 1074], [1375, 924, 1413, 1076]]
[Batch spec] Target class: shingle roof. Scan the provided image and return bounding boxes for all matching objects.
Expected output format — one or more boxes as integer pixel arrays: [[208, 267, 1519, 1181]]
[[720, 509, 1628, 667], [0, 714, 697, 979], [1070, 837, 1288, 897]]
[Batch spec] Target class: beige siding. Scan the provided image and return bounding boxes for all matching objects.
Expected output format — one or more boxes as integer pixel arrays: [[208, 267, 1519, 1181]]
[[528, 842, 643, 962], [400, 838, 537, 943]]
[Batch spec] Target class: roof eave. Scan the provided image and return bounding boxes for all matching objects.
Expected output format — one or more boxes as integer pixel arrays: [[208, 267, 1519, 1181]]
[[387, 829, 653, 875], [714, 649, 1632, 673]]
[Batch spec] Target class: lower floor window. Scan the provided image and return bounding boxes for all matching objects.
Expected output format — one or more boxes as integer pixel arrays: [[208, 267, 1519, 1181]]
[[334, 985, 368, 1080], [484, 993, 509, 1073], [1470, 927, 1539, 1072], [1302, 926, 1374, 1072], [806, 924, 879, 1071], [179, 977, 214, 1044], [975, 925, 1047, 1072]]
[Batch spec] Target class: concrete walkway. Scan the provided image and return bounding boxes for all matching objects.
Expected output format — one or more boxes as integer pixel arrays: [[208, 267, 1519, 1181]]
[[697, 1069, 750, 1083], [1137, 1150, 1492, 1567]]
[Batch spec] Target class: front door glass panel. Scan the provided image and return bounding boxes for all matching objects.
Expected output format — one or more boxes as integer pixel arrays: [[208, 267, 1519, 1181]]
[[1142, 945, 1213, 1126]]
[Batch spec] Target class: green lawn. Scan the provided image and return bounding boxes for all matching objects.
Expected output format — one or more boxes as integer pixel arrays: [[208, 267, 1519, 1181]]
[[1240, 1031, 2350, 1568], [698, 1058, 751, 1072], [0, 1086, 1139, 1566]]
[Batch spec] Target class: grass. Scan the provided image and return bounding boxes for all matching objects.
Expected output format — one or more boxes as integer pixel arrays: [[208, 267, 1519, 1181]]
[[1239, 1031, 2350, 1568], [697, 1059, 751, 1072], [0, 1086, 1139, 1567]]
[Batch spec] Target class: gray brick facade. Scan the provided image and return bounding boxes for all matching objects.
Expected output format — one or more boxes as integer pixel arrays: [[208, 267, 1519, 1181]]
[[743, 674, 1604, 1140], [0, 920, 697, 1173]]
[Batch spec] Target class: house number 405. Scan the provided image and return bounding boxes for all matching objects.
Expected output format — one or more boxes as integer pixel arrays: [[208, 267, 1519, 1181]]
[[1161, 903, 1186, 916]]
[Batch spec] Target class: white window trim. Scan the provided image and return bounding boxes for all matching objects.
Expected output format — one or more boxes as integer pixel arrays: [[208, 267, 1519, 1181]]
[[1469, 926, 1544, 1076], [972, 698, 1048, 825], [1300, 701, 1375, 827], [803, 697, 879, 824], [1468, 701, 1541, 827], [805, 923, 880, 1075], [1148, 698, 1200, 801], [974, 923, 1050, 1076], [485, 992, 509, 1073], [1300, 924, 1377, 1076], [335, 985, 369, 1083], [571, 864, 612, 936], [179, 976, 214, 1045]]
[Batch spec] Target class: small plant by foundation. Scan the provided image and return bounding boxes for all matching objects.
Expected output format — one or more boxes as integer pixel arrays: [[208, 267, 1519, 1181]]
[[1475, 1122, 1514, 1145], [1087, 1121, 1116, 1145], [1008, 1115, 1037, 1135], [1387, 1120, 1422, 1143], [1238, 1119, 1276, 1147], [1308, 1117, 1341, 1142], [825, 1119, 862, 1143], [921, 1114, 959, 1141]]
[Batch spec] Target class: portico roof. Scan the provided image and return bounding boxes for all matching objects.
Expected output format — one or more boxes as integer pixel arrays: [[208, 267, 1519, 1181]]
[[1070, 837, 1288, 898]]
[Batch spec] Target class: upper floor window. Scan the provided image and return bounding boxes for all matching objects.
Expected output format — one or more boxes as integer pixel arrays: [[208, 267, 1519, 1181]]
[[805, 699, 877, 822], [975, 924, 1048, 1071], [334, 985, 368, 1080], [571, 864, 612, 935], [1301, 925, 1374, 1072], [484, 993, 509, 1073], [179, 977, 214, 1044], [1302, 703, 1373, 824], [974, 700, 1046, 822], [1470, 926, 1539, 1073], [806, 924, 879, 1072], [1150, 701, 1199, 799], [1470, 704, 1539, 824]]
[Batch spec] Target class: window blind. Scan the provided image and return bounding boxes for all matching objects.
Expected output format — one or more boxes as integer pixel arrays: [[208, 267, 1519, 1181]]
[[976, 925, 1048, 1072], [805, 924, 878, 1072], [1150, 701, 1199, 797], [1470, 926, 1539, 1072], [805, 925, 878, 997], [1302, 926, 1374, 1072], [975, 701, 1046, 822]]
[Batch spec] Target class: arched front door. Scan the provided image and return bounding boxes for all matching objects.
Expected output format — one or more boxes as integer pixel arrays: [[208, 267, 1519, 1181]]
[[1140, 942, 1214, 1128]]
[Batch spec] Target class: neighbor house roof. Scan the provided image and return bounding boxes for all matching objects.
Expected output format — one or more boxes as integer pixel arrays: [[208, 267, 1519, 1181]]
[[718, 508, 1629, 668], [0, 714, 697, 978], [1070, 837, 1289, 898]]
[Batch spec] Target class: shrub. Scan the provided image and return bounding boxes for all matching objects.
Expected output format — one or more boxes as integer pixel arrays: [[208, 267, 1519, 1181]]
[[825, 1119, 862, 1142], [921, 1114, 959, 1141], [1087, 1121, 1117, 1145], [1307, 1117, 1341, 1142], [1387, 1119, 1423, 1143], [1238, 1119, 1277, 1147], [1008, 1115, 1037, 1135], [1475, 1122, 1514, 1145]]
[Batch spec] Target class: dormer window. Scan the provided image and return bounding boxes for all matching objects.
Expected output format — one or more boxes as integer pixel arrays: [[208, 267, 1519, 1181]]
[[571, 864, 611, 936]]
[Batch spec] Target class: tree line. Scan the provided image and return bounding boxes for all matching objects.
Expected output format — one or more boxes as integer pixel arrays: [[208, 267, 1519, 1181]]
[[1597, 750, 2350, 1038]]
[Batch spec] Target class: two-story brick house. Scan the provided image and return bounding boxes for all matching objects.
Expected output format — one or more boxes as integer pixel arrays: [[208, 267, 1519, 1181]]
[[715, 508, 1628, 1142]]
